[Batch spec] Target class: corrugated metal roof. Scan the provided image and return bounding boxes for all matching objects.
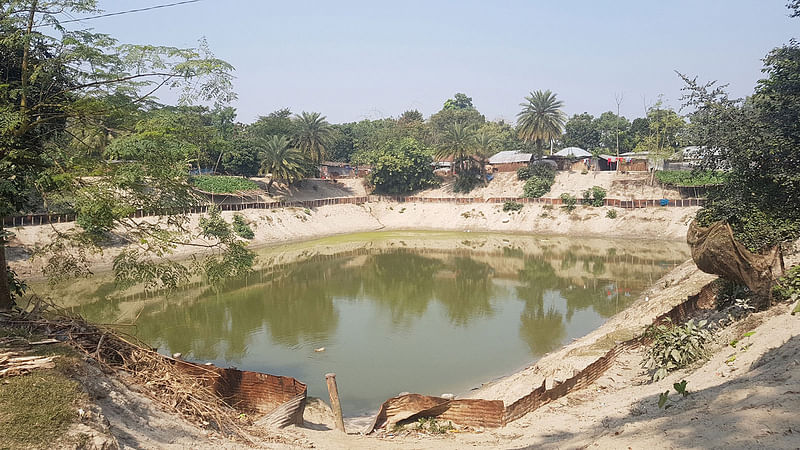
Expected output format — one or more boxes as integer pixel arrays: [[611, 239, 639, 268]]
[[488, 150, 533, 164], [554, 147, 591, 158]]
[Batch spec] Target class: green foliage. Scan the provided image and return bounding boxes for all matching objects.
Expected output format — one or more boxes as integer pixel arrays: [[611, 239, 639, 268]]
[[582, 186, 607, 207], [523, 177, 552, 198], [773, 265, 800, 302], [415, 417, 455, 434], [191, 175, 259, 193], [294, 111, 333, 165], [368, 138, 439, 194], [605, 209, 618, 219], [258, 135, 310, 191], [655, 170, 727, 187], [453, 170, 482, 194], [517, 90, 566, 150], [6, 265, 27, 300], [443, 93, 474, 110], [529, 164, 556, 183], [681, 38, 800, 251], [642, 319, 712, 381], [517, 166, 532, 180], [560, 193, 577, 212], [232, 214, 254, 240], [658, 380, 690, 410], [563, 112, 601, 151], [503, 201, 524, 212]]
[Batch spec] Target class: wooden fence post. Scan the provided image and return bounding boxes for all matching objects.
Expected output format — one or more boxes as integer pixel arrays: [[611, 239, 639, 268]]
[[325, 373, 346, 433]]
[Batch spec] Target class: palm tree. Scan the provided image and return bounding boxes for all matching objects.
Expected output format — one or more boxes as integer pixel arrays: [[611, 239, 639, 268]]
[[474, 130, 498, 184], [436, 122, 475, 174], [517, 90, 566, 154], [259, 136, 309, 192], [294, 111, 333, 165]]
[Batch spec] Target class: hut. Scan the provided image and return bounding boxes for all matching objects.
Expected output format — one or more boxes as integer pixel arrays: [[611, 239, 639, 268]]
[[487, 150, 533, 172], [549, 147, 592, 171]]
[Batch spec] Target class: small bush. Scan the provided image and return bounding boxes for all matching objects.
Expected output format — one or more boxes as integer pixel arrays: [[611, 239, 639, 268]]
[[530, 163, 556, 182], [453, 172, 482, 193], [523, 177, 552, 198], [232, 214, 254, 240], [606, 209, 617, 219], [560, 193, 577, 212], [191, 175, 259, 193], [773, 265, 800, 302], [642, 319, 712, 381], [517, 166, 532, 180], [503, 201, 523, 212], [582, 185, 607, 207]]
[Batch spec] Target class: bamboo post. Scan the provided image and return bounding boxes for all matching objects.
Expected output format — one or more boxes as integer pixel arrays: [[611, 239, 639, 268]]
[[325, 373, 346, 433]]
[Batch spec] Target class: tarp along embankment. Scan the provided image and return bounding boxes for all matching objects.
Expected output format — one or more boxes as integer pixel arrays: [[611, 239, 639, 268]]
[[364, 284, 713, 433], [687, 221, 784, 303]]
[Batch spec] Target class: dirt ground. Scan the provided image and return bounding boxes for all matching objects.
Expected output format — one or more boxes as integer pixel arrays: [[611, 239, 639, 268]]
[[419, 171, 683, 200]]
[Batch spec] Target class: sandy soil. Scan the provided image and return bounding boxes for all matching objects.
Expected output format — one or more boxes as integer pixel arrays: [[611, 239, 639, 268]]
[[7, 202, 698, 281], [419, 171, 683, 200]]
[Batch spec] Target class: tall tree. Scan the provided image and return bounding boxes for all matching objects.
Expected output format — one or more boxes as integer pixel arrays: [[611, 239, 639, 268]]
[[0, 0, 238, 310], [436, 122, 475, 174], [259, 135, 309, 192], [474, 130, 498, 184], [517, 90, 566, 154], [562, 113, 601, 152], [443, 93, 475, 110], [294, 111, 333, 165]]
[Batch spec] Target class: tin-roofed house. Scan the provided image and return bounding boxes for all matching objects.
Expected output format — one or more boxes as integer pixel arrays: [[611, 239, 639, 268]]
[[488, 150, 533, 172]]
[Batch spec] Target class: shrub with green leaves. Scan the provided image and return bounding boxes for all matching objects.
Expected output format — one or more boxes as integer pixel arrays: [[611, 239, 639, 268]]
[[642, 319, 712, 381], [191, 175, 259, 193], [232, 214, 254, 240], [530, 163, 556, 183], [453, 170, 482, 193], [606, 209, 617, 219], [523, 177, 552, 198], [517, 166, 532, 180], [773, 265, 800, 303], [560, 193, 577, 212], [582, 185, 607, 207], [655, 170, 727, 187], [503, 201, 523, 212]]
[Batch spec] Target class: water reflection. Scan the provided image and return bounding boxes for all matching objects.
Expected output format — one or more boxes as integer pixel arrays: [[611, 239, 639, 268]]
[[59, 235, 687, 415]]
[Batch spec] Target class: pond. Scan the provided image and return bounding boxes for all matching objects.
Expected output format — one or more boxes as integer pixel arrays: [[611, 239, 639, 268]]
[[43, 231, 689, 417]]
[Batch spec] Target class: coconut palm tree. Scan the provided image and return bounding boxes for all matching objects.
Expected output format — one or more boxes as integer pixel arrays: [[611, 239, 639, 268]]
[[294, 111, 333, 165], [474, 130, 498, 184], [436, 122, 476, 174], [259, 136, 309, 192], [517, 90, 566, 154]]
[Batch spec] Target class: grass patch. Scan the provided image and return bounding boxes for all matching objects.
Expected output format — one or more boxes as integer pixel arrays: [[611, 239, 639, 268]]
[[0, 363, 83, 449], [191, 175, 259, 193]]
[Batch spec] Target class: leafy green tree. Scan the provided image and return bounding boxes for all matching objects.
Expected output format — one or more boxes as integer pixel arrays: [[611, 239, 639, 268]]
[[259, 135, 309, 192], [443, 93, 475, 110], [368, 138, 438, 194], [474, 130, 498, 184], [249, 108, 295, 140], [0, 0, 239, 310], [595, 111, 633, 155], [681, 39, 800, 252], [294, 111, 333, 165], [517, 90, 566, 154], [634, 101, 686, 168], [398, 109, 424, 124], [436, 122, 476, 174], [563, 113, 601, 152]]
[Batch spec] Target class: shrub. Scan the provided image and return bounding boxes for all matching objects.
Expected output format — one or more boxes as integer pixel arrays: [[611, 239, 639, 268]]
[[773, 265, 800, 302], [582, 185, 607, 207], [529, 163, 556, 183], [368, 138, 439, 194], [606, 209, 617, 219], [523, 177, 552, 198], [191, 175, 259, 193], [453, 171, 482, 193], [517, 167, 532, 180], [503, 201, 523, 212], [560, 193, 577, 212], [655, 170, 727, 187], [641, 319, 712, 381], [232, 214, 254, 240]]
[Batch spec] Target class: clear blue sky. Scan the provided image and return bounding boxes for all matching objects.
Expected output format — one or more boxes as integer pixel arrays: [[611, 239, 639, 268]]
[[83, 0, 797, 124]]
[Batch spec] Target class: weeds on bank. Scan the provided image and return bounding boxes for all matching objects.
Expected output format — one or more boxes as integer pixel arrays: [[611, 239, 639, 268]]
[[641, 318, 712, 381], [658, 380, 690, 409], [503, 201, 523, 212], [415, 417, 455, 434]]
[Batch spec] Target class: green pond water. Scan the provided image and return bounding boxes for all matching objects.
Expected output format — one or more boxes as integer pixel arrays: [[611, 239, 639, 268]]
[[45, 232, 689, 417]]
